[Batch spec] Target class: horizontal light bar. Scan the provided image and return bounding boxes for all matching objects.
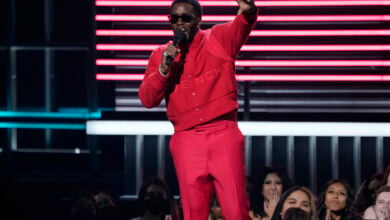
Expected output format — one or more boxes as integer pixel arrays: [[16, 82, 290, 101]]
[[97, 59, 148, 65], [14, 148, 94, 154], [235, 60, 390, 66], [95, 1, 390, 7], [96, 44, 390, 51], [242, 45, 390, 51], [96, 29, 390, 36], [97, 73, 145, 80], [0, 111, 101, 119], [96, 15, 390, 22], [97, 44, 159, 50], [96, 74, 390, 81], [0, 122, 85, 130], [96, 59, 390, 66], [234, 75, 390, 81], [87, 120, 390, 136]]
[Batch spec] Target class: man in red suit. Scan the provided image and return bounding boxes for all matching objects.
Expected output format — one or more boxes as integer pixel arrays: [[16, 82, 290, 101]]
[[139, 0, 258, 219]]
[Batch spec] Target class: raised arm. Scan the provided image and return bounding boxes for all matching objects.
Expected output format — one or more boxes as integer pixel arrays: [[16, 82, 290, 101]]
[[237, 0, 257, 15], [208, 0, 257, 58]]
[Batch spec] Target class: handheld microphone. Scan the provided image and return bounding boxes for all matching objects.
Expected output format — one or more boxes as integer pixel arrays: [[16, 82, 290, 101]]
[[166, 28, 187, 66]]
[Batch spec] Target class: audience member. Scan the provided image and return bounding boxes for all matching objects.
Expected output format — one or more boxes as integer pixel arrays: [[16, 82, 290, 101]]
[[249, 167, 293, 220], [271, 186, 318, 220], [283, 208, 311, 220], [131, 177, 180, 220], [94, 191, 120, 220], [317, 180, 360, 220], [70, 191, 97, 220], [352, 173, 384, 217], [209, 196, 223, 220], [363, 186, 390, 220]]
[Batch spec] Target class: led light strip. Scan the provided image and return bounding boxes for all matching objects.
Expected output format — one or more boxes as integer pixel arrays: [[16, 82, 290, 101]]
[[95, 1, 390, 7], [86, 121, 390, 136], [0, 111, 101, 119], [96, 74, 390, 81], [95, 15, 390, 22], [95, 59, 390, 66], [0, 122, 85, 130], [96, 29, 390, 36], [96, 44, 390, 51]]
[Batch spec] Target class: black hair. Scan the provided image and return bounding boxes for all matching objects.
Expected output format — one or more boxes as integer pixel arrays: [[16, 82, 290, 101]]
[[317, 179, 358, 220], [379, 164, 390, 187], [283, 207, 310, 220], [137, 177, 179, 220], [70, 191, 97, 220], [249, 167, 293, 218], [170, 0, 202, 19], [352, 173, 383, 216]]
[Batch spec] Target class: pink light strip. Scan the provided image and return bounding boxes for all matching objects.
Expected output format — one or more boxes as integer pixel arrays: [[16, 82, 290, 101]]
[[96, 29, 390, 36], [95, 1, 390, 7], [235, 60, 390, 66], [95, 15, 390, 22], [96, 59, 149, 65], [96, 59, 390, 66], [96, 44, 390, 51], [96, 73, 390, 81], [96, 44, 159, 50], [97, 74, 145, 80]]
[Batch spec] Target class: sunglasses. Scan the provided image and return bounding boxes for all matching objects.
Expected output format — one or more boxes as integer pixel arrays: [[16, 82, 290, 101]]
[[168, 14, 194, 24]]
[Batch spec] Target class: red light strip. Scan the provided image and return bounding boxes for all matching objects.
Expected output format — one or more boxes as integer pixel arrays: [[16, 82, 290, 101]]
[[96, 29, 390, 36], [97, 74, 145, 80], [96, 44, 390, 51], [96, 59, 390, 66], [235, 60, 390, 66], [96, 44, 159, 50], [95, 1, 390, 7], [97, 59, 149, 65], [96, 15, 390, 22], [96, 73, 390, 81], [242, 45, 390, 51]]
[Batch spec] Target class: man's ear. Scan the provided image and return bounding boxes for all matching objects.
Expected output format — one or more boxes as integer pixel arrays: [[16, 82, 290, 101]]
[[196, 18, 202, 28]]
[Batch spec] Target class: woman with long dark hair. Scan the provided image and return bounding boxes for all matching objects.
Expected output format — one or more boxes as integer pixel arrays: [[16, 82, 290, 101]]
[[248, 167, 293, 220], [317, 180, 359, 220], [131, 177, 180, 220]]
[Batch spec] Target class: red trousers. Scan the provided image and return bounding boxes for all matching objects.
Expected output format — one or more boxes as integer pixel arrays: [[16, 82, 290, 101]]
[[170, 119, 250, 220]]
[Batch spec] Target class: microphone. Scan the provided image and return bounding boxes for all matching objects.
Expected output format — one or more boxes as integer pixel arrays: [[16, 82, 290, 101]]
[[166, 28, 187, 66]]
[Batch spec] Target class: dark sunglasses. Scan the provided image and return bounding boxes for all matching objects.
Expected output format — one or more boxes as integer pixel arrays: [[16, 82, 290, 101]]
[[168, 14, 194, 24]]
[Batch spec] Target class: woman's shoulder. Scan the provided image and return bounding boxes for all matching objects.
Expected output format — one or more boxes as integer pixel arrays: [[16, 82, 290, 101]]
[[363, 205, 376, 219]]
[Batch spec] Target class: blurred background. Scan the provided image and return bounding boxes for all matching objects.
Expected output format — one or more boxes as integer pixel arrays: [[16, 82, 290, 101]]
[[0, 0, 389, 219]]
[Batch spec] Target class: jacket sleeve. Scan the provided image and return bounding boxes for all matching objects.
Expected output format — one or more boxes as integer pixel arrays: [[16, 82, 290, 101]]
[[138, 47, 169, 108], [210, 9, 258, 58]]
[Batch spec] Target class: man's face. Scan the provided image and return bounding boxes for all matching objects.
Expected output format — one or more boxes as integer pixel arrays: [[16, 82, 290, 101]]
[[169, 2, 201, 43]]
